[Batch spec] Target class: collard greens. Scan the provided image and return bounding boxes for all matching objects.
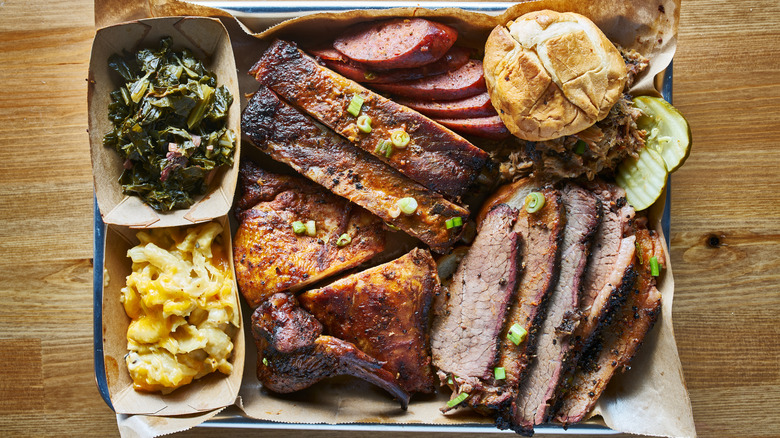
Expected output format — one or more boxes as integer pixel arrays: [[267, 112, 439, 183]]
[[103, 37, 235, 212]]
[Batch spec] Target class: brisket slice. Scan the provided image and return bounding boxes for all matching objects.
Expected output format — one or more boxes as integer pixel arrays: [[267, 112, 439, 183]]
[[431, 204, 521, 397], [250, 39, 488, 198], [241, 86, 468, 252], [553, 218, 663, 425], [569, 182, 637, 358], [465, 185, 565, 418], [510, 184, 601, 434]]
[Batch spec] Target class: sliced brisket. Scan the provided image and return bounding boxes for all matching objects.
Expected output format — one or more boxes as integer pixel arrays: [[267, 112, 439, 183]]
[[554, 218, 663, 425], [431, 204, 521, 392], [464, 184, 565, 418], [510, 184, 601, 433], [569, 182, 637, 357]]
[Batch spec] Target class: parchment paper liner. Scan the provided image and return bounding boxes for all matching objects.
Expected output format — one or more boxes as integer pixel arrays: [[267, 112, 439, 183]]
[[94, 1, 695, 436], [88, 16, 241, 228], [101, 214, 245, 417]]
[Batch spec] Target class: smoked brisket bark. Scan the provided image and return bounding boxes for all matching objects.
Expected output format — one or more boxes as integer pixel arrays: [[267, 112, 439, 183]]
[[249, 39, 488, 198], [298, 249, 439, 394], [569, 182, 637, 358], [554, 218, 664, 425], [431, 204, 521, 400], [252, 292, 410, 409], [510, 184, 601, 434], [241, 86, 468, 252]]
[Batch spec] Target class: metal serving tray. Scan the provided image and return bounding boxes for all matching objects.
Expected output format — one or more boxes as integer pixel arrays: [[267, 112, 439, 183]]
[[93, 1, 673, 433]]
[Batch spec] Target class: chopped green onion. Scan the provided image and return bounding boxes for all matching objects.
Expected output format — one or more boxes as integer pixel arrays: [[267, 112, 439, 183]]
[[397, 197, 418, 215], [390, 129, 410, 148], [574, 139, 587, 155], [524, 192, 546, 213], [375, 139, 392, 157], [305, 220, 317, 237], [291, 221, 306, 235], [635, 241, 644, 264], [650, 256, 660, 276], [357, 115, 372, 133], [262, 357, 269, 366], [507, 323, 527, 345], [447, 375, 454, 385], [494, 367, 506, 380], [363, 71, 376, 80], [446, 392, 470, 408], [336, 233, 352, 247], [347, 95, 364, 117], [384, 222, 400, 231], [445, 217, 463, 229]]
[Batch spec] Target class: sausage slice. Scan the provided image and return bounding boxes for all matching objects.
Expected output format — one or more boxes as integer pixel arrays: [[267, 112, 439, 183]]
[[436, 115, 511, 140], [310, 46, 470, 84], [371, 60, 487, 101], [333, 18, 457, 69], [396, 92, 497, 119]]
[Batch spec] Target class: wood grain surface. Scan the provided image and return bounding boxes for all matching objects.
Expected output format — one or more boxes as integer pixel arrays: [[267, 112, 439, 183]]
[[1, 0, 778, 437]]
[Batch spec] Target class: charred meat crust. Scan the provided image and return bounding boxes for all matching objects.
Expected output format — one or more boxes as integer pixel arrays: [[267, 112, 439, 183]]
[[249, 39, 489, 198], [241, 86, 468, 252], [299, 248, 439, 394], [252, 292, 410, 409], [552, 219, 663, 425]]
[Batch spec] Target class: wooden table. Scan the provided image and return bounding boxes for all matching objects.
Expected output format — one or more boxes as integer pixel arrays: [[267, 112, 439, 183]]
[[1, 0, 778, 436]]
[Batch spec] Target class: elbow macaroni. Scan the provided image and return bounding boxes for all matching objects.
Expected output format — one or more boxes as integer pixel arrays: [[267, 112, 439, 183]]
[[121, 221, 240, 393]]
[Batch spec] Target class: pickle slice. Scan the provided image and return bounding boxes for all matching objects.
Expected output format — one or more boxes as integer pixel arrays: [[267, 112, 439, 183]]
[[633, 96, 692, 172], [616, 146, 668, 211]]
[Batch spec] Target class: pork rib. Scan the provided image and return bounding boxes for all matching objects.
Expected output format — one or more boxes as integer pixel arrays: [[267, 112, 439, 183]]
[[241, 86, 468, 252], [250, 39, 488, 198]]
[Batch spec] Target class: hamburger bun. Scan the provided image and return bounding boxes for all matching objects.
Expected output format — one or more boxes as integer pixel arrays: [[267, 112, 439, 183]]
[[484, 10, 627, 141]]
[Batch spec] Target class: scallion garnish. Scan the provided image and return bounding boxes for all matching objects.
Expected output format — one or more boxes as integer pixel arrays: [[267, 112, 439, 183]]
[[507, 323, 527, 345], [375, 139, 392, 157], [347, 95, 364, 117], [336, 233, 352, 247], [357, 115, 372, 133], [262, 357, 269, 366], [446, 392, 470, 408], [447, 375, 454, 385], [291, 221, 306, 235], [650, 256, 660, 276], [363, 71, 376, 80], [635, 241, 644, 264], [390, 129, 410, 148], [445, 217, 463, 229], [397, 197, 418, 215], [574, 139, 587, 155], [494, 367, 506, 380], [524, 192, 546, 213], [305, 220, 317, 237]]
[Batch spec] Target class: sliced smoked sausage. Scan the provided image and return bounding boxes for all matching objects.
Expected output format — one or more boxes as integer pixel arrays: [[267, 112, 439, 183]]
[[371, 60, 487, 101], [310, 46, 470, 84], [435, 115, 511, 140], [396, 92, 496, 119], [333, 18, 457, 70]]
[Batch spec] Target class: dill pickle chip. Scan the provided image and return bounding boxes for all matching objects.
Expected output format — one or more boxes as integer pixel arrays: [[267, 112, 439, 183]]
[[616, 146, 668, 211], [633, 96, 692, 173]]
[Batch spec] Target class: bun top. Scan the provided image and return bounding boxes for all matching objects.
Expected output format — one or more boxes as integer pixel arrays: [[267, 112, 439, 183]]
[[484, 10, 627, 141]]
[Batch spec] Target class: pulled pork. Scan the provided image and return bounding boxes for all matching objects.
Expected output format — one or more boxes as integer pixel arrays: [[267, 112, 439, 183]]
[[492, 49, 650, 183]]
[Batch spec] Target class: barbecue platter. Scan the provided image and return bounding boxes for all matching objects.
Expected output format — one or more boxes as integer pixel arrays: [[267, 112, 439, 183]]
[[91, 0, 696, 436]]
